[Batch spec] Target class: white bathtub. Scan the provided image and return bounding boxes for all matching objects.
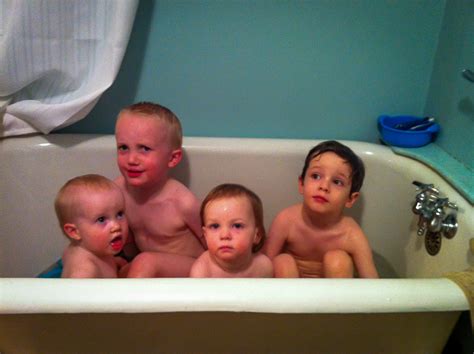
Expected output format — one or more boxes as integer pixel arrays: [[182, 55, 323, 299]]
[[0, 134, 472, 353]]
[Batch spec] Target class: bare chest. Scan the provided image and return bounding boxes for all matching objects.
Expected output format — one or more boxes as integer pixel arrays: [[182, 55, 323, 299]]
[[285, 222, 349, 260], [127, 197, 187, 235]]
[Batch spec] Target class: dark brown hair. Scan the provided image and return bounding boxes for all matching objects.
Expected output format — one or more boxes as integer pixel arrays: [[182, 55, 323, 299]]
[[300, 140, 365, 194]]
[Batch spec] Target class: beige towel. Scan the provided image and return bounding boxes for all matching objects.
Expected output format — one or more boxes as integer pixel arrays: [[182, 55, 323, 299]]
[[445, 266, 474, 332]]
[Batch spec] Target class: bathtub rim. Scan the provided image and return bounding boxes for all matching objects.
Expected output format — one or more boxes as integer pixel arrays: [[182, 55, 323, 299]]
[[0, 278, 468, 314], [1, 134, 471, 316], [0, 133, 395, 155]]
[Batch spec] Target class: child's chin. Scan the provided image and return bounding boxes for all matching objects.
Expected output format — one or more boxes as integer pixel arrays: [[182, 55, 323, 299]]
[[126, 177, 145, 186]]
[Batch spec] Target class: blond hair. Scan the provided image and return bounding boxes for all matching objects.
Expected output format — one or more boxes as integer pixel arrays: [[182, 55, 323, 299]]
[[200, 183, 266, 252], [55, 174, 119, 229], [119, 101, 183, 149]]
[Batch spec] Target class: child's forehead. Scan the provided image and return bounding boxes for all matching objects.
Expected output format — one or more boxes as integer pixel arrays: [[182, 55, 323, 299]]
[[75, 187, 123, 210], [309, 152, 352, 173], [205, 195, 253, 213], [118, 111, 166, 127], [209, 194, 250, 206], [117, 112, 170, 139]]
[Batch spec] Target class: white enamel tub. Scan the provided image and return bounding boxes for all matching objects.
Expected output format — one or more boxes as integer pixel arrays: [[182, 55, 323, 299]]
[[0, 134, 472, 353]]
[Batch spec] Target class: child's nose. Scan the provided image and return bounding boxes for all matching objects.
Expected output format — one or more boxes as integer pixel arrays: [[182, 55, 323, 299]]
[[127, 151, 139, 164], [220, 227, 231, 239], [110, 220, 121, 232], [319, 178, 330, 191]]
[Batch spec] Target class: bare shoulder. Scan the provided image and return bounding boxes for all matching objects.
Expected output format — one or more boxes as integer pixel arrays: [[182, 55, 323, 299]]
[[343, 216, 365, 238], [270, 204, 301, 233], [253, 253, 274, 277], [166, 179, 198, 202], [62, 246, 97, 278], [167, 179, 200, 212], [189, 251, 211, 278], [342, 216, 371, 248], [278, 204, 300, 217]]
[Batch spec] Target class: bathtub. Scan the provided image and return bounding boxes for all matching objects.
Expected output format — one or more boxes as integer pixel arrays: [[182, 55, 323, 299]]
[[0, 134, 472, 353]]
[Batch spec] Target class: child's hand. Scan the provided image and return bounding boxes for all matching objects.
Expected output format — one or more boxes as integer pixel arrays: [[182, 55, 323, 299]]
[[115, 256, 128, 269]]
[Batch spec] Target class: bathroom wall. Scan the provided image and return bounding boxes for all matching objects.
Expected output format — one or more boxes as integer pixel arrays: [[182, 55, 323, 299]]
[[59, 0, 445, 143], [424, 0, 474, 170]]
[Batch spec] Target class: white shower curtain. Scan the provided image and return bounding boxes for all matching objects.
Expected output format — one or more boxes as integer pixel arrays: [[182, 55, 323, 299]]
[[0, 0, 139, 137]]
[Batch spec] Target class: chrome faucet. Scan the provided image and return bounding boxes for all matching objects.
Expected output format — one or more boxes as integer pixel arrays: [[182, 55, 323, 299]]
[[412, 181, 458, 255]]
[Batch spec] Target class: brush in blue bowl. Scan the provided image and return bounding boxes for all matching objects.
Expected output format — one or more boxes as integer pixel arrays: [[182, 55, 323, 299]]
[[377, 115, 440, 148]]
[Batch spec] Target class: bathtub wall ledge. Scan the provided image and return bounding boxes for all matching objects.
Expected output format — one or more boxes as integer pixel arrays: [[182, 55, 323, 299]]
[[388, 142, 474, 204], [0, 278, 469, 314]]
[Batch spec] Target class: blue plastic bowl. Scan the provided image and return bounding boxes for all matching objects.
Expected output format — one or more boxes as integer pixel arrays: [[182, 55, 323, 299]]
[[377, 115, 440, 148]]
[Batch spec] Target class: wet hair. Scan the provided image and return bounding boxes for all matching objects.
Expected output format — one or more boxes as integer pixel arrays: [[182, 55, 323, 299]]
[[300, 140, 365, 194], [119, 101, 183, 149], [200, 183, 266, 252], [55, 174, 120, 229]]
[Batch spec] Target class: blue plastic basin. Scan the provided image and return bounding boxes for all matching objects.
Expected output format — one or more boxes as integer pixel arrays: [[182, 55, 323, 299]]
[[377, 115, 440, 148]]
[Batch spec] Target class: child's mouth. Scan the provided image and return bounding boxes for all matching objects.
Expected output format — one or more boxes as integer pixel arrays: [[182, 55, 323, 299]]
[[127, 170, 142, 178], [110, 236, 124, 251], [313, 196, 329, 203], [218, 246, 233, 252]]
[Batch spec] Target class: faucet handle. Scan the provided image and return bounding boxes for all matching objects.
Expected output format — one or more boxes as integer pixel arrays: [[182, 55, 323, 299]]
[[434, 197, 449, 208], [412, 180, 432, 190], [412, 181, 439, 195], [446, 201, 458, 211], [442, 214, 458, 239]]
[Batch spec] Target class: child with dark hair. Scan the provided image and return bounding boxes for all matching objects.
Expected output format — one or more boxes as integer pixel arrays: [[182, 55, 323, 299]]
[[190, 184, 273, 278], [263, 141, 378, 278]]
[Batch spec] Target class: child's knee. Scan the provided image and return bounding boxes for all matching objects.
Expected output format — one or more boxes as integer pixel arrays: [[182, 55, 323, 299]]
[[323, 250, 353, 278], [126, 252, 158, 278], [273, 253, 299, 278]]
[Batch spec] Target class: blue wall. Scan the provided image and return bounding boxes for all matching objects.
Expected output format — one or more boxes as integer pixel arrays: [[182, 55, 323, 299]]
[[60, 0, 445, 143], [425, 0, 474, 170]]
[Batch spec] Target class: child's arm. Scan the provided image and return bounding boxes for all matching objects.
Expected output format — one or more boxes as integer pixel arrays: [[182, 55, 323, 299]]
[[114, 256, 128, 269], [118, 229, 140, 261], [181, 195, 207, 248], [262, 211, 290, 259], [347, 227, 379, 278]]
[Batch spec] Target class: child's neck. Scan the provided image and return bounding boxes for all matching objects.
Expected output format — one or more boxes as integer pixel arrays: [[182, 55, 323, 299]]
[[301, 204, 343, 229]]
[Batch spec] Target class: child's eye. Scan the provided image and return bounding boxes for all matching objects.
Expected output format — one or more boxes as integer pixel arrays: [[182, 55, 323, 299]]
[[139, 145, 151, 152], [117, 211, 125, 219], [208, 223, 219, 230], [311, 173, 321, 180], [233, 223, 244, 229], [333, 179, 345, 186], [96, 216, 106, 224], [117, 145, 128, 152]]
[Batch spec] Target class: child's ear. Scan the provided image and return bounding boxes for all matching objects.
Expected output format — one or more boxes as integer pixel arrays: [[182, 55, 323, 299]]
[[253, 227, 263, 246], [298, 176, 304, 195], [63, 223, 81, 241], [345, 192, 360, 208], [168, 148, 182, 168]]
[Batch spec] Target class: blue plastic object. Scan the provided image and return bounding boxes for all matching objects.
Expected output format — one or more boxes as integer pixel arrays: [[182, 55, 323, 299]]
[[377, 115, 440, 148], [37, 259, 63, 278]]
